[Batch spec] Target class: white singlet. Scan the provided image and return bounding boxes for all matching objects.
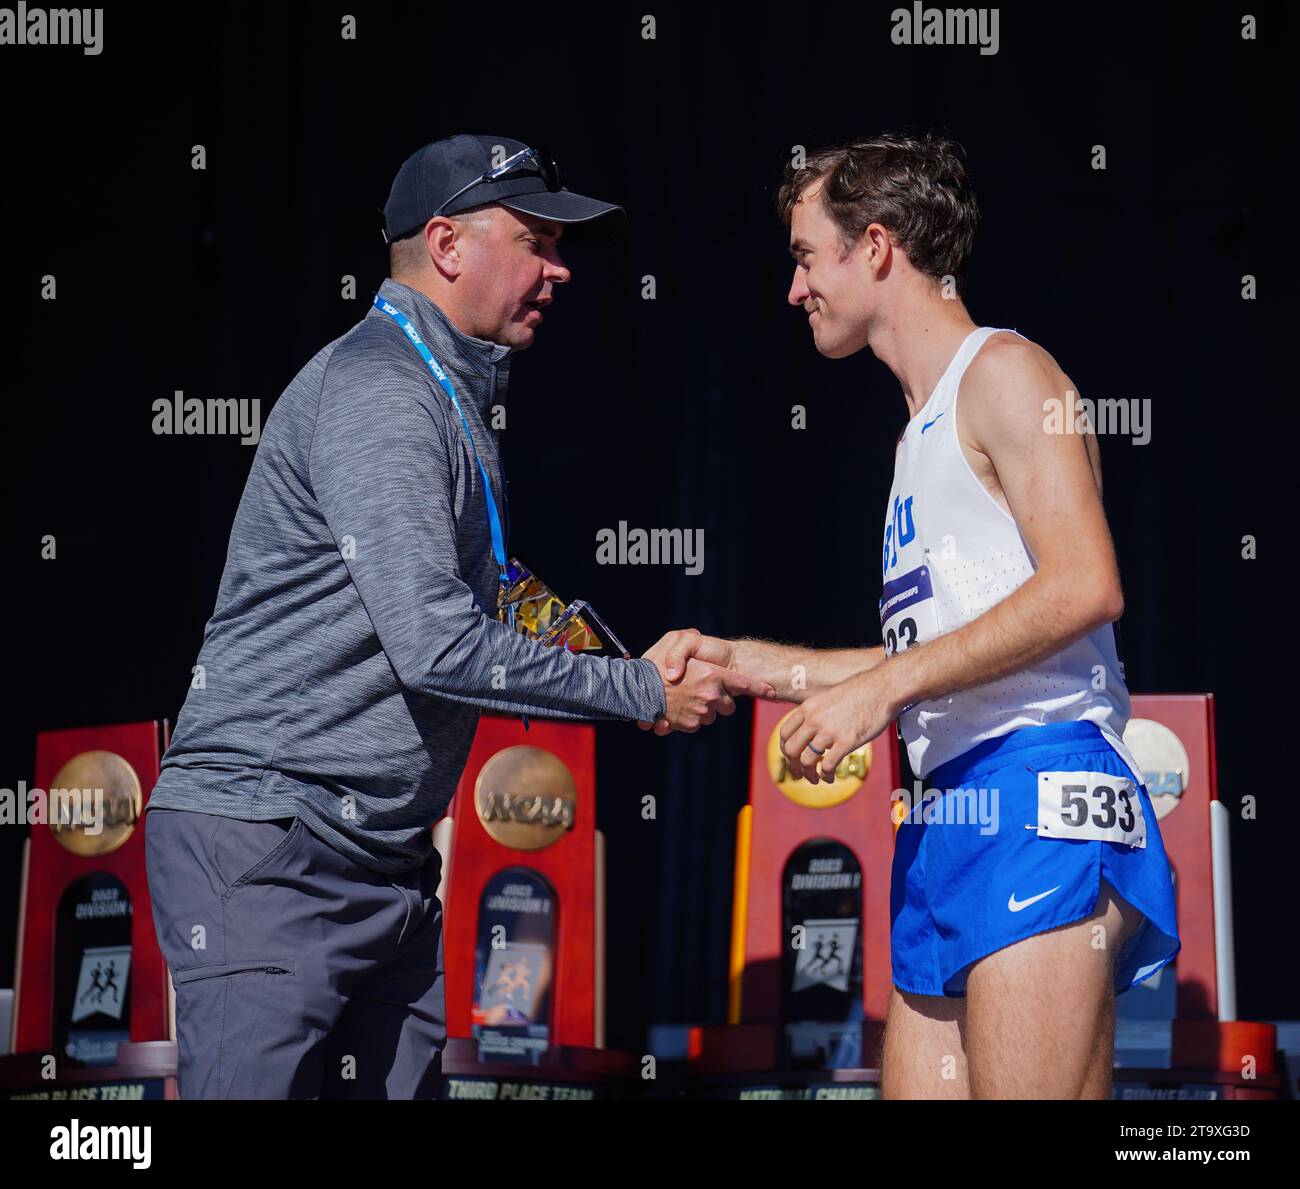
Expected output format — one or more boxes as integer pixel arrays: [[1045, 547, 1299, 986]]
[[879, 325, 1136, 779]]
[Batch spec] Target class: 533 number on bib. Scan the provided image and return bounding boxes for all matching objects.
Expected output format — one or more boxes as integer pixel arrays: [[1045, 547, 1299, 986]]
[[1036, 770, 1146, 848]]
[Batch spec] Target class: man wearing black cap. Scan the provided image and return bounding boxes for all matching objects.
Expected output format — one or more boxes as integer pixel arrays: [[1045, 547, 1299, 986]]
[[382, 134, 626, 350], [144, 134, 769, 1099]]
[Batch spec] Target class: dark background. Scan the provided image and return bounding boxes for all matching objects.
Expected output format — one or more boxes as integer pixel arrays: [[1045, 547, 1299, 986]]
[[2, 2, 1296, 1048]]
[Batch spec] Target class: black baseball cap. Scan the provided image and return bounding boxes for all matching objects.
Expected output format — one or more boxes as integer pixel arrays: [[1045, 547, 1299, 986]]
[[382, 133, 625, 243]]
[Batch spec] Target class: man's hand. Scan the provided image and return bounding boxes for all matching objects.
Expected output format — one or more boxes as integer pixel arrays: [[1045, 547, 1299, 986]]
[[779, 667, 898, 782], [642, 627, 886, 708], [652, 657, 773, 734], [638, 630, 773, 734]]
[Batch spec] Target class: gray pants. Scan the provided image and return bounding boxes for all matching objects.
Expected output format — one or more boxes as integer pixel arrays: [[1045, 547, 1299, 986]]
[[144, 805, 445, 1099]]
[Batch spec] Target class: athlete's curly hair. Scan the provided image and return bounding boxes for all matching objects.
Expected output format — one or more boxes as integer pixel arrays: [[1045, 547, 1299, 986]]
[[777, 132, 980, 285]]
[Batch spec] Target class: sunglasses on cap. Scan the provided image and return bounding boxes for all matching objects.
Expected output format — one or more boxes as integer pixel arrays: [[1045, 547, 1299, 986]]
[[434, 144, 563, 218]]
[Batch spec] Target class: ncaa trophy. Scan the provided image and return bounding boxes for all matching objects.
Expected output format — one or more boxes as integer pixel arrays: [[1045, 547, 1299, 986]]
[[437, 714, 641, 1100], [687, 699, 900, 1099], [1, 721, 176, 1100], [1112, 694, 1281, 1100]]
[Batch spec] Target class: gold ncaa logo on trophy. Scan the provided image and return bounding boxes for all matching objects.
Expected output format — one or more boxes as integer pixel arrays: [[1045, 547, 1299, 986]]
[[475, 746, 578, 851], [48, 750, 143, 857], [767, 711, 872, 809]]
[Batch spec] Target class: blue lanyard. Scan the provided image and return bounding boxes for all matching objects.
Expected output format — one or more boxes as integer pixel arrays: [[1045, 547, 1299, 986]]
[[372, 294, 510, 579]]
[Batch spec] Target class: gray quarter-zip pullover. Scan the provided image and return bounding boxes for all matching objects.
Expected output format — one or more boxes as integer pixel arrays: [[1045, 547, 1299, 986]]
[[148, 278, 666, 874]]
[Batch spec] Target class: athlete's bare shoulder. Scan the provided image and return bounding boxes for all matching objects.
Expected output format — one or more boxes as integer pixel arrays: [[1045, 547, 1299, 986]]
[[958, 330, 1103, 492], [962, 332, 1065, 408]]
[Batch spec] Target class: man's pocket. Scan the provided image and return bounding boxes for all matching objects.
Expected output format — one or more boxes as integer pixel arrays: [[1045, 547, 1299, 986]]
[[145, 809, 307, 966], [171, 958, 296, 985], [210, 815, 304, 900]]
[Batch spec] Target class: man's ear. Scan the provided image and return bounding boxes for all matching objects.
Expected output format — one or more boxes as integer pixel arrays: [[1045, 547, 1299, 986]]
[[864, 223, 892, 274], [425, 216, 463, 279]]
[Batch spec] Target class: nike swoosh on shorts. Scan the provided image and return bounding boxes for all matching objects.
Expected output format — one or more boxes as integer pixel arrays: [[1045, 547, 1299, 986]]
[[1007, 886, 1061, 912]]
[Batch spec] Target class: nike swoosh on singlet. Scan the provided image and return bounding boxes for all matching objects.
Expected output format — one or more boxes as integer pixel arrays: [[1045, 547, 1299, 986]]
[[1007, 886, 1061, 912], [921, 412, 944, 433]]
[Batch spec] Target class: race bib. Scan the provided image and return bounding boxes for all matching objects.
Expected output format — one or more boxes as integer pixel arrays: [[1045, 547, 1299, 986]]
[[1036, 771, 1146, 848], [879, 565, 939, 657]]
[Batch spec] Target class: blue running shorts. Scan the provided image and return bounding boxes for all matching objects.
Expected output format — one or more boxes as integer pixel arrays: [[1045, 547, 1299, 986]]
[[890, 720, 1181, 998]]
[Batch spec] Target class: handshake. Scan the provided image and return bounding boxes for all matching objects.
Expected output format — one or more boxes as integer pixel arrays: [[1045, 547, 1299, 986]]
[[636, 628, 772, 735], [633, 628, 899, 786]]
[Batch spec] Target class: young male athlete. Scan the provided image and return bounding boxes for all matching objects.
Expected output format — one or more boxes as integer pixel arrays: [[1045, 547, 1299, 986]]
[[648, 134, 1180, 1098]]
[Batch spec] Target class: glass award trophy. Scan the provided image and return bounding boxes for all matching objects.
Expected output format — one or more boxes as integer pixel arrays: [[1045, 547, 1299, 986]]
[[496, 558, 629, 657]]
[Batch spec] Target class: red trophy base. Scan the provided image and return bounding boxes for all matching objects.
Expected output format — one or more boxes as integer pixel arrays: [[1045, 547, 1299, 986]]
[[0, 1041, 178, 1102], [439, 1040, 643, 1100]]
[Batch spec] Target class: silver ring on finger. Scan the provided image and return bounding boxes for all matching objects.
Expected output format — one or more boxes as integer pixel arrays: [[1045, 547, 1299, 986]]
[[806, 742, 826, 756]]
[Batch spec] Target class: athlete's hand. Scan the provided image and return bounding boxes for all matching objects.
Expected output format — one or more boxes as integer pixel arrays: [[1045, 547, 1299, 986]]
[[780, 668, 897, 782], [643, 628, 735, 680]]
